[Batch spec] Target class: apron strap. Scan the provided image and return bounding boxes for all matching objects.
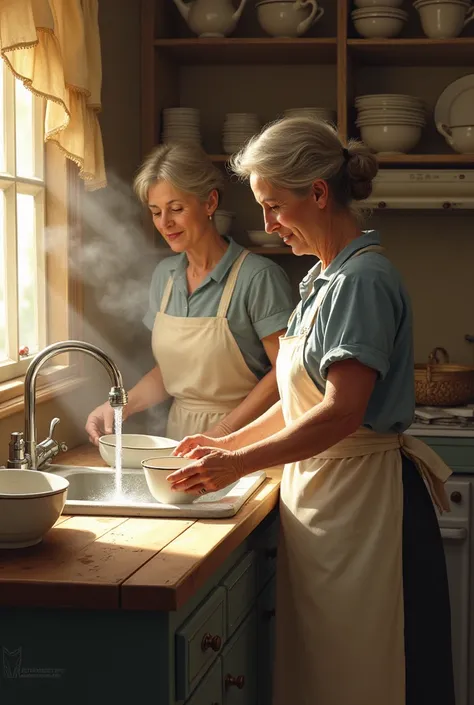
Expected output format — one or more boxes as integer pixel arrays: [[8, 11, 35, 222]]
[[216, 250, 250, 319], [159, 276, 174, 314], [306, 244, 386, 329]]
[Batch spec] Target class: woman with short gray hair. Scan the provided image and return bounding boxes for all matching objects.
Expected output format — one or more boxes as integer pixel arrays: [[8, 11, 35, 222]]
[[86, 142, 294, 442], [168, 119, 455, 705]]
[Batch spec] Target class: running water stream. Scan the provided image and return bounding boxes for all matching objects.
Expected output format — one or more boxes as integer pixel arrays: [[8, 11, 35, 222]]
[[113, 407, 123, 500]]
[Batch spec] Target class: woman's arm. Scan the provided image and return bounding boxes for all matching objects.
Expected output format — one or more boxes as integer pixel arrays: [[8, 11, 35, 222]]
[[205, 329, 285, 437], [237, 358, 377, 472], [125, 365, 170, 415], [168, 359, 377, 493]]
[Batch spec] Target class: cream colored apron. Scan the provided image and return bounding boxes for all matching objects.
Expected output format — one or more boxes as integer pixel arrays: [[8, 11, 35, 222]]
[[151, 250, 259, 440], [273, 245, 452, 705]]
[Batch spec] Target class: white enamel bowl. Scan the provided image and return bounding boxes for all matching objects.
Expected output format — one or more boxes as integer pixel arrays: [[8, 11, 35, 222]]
[[99, 434, 178, 469], [0, 469, 69, 548], [142, 457, 197, 504]]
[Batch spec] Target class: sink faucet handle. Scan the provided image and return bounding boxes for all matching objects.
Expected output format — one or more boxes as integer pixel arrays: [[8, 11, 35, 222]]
[[35, 416, 68, 469], [48, 417, 61, 439]]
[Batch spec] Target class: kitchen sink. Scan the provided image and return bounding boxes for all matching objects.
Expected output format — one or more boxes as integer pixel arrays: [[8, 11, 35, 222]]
[[49, 465, 267, 518]]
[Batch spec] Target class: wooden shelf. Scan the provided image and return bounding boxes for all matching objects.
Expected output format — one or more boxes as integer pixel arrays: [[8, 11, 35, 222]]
[[154, 38, 337, 65], [377, 153, 474, 167], [348, 38, 474, 66]]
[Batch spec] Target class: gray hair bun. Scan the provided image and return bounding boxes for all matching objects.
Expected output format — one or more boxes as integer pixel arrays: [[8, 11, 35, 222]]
[[344, 142, 379, 201]]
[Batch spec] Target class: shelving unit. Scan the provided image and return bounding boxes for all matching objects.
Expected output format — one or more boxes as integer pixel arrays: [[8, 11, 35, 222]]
[[141, 0, 474, 251]]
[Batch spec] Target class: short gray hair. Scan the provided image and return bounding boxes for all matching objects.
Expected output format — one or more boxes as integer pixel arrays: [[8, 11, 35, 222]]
[[230, 117, 378, 207], [134, 142, 225, 204]]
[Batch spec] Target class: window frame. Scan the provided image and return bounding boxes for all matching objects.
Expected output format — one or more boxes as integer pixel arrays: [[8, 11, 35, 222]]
[[0, 67, 84, 418]]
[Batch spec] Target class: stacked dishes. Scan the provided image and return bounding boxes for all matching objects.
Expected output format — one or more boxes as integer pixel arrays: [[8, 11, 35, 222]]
[[161, 108, 201, 145], [351, 5, 408, 37], [284, 107, 336, 124], [355, 93, 426, 153], [222, 113, 260, 154]]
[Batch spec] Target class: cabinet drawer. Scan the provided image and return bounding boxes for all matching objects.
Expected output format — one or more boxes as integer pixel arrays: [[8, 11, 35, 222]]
[[176, 587, 226, 701], [186, 659, 223, 705], [222, 551, 257, 635], [415, 437, 474, 472], [222, 609, 258, 705], [253, 515, 279, 590]]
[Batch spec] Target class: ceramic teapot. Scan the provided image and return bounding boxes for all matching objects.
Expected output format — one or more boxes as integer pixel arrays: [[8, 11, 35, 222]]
[[172, 0, 248, 37]]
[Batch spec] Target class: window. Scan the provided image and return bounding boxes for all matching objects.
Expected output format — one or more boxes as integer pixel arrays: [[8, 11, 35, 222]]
[[0, 59, 82, 410], [0, 61, 46, 383]]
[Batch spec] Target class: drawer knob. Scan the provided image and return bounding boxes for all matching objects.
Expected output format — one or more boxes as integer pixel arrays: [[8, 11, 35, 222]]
[[450, 491, 462, 504], [201, 633, 221, 652], [265, 547, 277, 560], [225, 674, 245, 690], [263, 608, 276, 620]]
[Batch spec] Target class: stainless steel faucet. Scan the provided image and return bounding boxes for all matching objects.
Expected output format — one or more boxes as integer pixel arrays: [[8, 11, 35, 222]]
[[7, 340, 128, 470]]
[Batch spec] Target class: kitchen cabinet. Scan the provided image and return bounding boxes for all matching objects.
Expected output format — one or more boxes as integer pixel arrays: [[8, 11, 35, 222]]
[[141, 0, 474, 255]]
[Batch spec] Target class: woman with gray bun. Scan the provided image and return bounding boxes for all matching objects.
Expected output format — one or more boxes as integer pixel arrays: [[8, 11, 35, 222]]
[[169, 118, 455, 705], [86, 142, 294, 443]]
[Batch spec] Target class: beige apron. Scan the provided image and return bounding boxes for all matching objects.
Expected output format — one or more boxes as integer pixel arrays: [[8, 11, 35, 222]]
[[151, 250, 258, 440], [273, 245, 452, 705]]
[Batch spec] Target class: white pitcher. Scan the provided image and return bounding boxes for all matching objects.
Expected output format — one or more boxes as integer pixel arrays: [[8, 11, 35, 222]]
[[172, 0, 248, 37]]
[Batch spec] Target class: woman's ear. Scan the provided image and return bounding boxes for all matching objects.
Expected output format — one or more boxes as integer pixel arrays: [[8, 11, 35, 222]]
[[207, 188, 219, 217], [312, 179, 329, 209]]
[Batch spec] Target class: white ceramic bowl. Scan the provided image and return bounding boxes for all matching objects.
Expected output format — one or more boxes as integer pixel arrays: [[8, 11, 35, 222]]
[[360, 123, 422, 152], [248, 230, 284, 247], [414, 0, 473, 38], [0, 469, 69, 549], [142, 457, 197, 504], [99, 434, 178, 469], [214, 209, 235, 236], [445, 124, 474, 153], [352, 9, 408, 36]]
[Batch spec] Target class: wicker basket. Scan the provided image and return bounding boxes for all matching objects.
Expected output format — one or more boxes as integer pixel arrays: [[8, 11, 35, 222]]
[[415, 347, 474, 407]]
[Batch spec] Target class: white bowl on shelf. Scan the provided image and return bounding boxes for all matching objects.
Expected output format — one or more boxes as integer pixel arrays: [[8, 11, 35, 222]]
[[351, 7, 408, 37], [248, 230, 284, 248], [214, 209, 235, 235], [0, 469, 69, 549], [359, 123, 422, 153], [99, 434, 178, 469], [141, 457, 196, 505]]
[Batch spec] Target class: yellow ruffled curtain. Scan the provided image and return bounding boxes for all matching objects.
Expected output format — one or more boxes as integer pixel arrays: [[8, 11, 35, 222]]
[[0, 0, 106, 190]]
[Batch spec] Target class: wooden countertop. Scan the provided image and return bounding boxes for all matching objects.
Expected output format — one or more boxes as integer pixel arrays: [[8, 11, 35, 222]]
[[0, 445, 281, 612]]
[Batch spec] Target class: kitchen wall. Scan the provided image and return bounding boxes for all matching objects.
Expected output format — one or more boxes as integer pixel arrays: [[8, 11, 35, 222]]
[[1, 2, 472, 462]]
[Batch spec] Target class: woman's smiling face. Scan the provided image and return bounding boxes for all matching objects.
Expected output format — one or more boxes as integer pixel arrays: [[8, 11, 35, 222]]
[[250, 174, 323, 257], [147, 180, 217, 253]]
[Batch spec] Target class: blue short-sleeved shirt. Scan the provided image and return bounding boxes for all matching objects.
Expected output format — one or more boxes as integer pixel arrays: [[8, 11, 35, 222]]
[[143, 237, 295, 379], [287, 231, 415, 433]]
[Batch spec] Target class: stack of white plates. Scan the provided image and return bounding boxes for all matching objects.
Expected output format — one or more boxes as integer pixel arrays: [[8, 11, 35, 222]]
[[222, 113, 260, 155], [162, 108, 201, 145], [284, 107, 336, 124], [355, 93, 426, 153]]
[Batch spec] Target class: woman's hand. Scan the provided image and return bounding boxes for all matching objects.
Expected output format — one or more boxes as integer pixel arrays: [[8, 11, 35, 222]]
[[173, 434, 230, 457], [85, 402, 128, 445], [167, 447, 244, 495]]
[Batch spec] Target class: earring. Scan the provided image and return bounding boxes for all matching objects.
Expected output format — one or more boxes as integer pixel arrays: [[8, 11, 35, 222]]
[[209, 214, 213, 221]]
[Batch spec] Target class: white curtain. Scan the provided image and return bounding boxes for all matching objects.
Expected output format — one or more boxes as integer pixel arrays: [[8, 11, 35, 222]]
[[0, 0, 107, 190]]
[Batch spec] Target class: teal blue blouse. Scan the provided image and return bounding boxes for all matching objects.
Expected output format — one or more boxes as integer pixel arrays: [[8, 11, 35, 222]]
[[144, 238, 295, 379], [287, 231, 415, 433]]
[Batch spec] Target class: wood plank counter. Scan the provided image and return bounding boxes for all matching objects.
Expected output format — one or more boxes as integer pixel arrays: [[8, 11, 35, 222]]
[[0, 445, 281, 612]]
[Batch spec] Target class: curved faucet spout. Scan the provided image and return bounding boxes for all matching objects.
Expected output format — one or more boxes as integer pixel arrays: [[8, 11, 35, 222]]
[[24, 340, 128, 469]]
